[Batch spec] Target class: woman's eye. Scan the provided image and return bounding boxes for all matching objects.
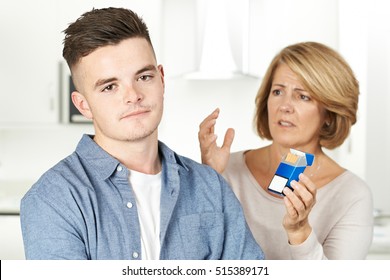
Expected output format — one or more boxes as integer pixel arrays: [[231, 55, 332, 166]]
[[272, 89, 282, 95], [300, 94, 311, 101]]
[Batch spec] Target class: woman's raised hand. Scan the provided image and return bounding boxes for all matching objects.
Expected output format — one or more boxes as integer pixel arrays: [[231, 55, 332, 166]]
[[198, 108, 235, 174]]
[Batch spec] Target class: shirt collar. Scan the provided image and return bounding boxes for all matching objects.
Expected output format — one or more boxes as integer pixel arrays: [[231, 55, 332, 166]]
[[75, 134, 121, 180], [75, 134, 189, 180], [158, 141, 189, 172]]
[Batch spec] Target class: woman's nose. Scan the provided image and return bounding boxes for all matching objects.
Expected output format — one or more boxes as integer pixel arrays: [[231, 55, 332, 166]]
[[279, 96, 294, 113]]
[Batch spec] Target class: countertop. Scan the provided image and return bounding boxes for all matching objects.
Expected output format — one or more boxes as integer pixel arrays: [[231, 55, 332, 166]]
[[1, 179, 389, 259], [0, 180, 33, 214], [369, 214, 390, 258]]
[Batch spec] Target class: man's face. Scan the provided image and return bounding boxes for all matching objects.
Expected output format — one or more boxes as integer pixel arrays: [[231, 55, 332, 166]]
[[71, 38, 165, 146]]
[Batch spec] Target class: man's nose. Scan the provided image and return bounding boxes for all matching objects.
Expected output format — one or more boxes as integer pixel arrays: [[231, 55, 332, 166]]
[[123, 84, 142, 104]]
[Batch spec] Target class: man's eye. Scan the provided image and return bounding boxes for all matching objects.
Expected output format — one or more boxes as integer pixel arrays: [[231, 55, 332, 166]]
[[103, 84, 115, 92], [138, 75, 152, 82]]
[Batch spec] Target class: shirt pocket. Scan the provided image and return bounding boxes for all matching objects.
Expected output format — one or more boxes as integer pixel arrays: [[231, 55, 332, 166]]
[[178, 212, 224, 259]]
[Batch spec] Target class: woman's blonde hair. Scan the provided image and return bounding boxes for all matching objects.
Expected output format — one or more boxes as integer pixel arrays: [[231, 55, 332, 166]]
[[254, 41, 359, 149]]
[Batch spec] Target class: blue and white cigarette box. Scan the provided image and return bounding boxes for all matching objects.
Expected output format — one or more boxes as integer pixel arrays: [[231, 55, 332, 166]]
[[268, 149, 315, 196]]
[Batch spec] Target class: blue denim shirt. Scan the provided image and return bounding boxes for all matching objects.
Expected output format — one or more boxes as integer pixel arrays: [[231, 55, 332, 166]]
[[20, 134, 264, 260]]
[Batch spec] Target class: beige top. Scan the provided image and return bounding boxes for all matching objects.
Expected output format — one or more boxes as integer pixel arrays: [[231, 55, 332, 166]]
[[223, 151, 374, 259]]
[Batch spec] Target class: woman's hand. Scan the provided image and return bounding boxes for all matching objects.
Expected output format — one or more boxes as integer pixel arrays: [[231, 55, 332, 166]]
[[198, 108, 235, 174], [282, 173, 317, 245]]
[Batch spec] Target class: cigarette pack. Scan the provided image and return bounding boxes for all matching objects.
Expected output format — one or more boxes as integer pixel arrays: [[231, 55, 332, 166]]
[[268, 149, 314, 196]]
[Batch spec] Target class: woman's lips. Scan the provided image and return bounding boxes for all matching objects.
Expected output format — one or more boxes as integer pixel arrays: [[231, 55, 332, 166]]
[[278, 120, 295, 127]]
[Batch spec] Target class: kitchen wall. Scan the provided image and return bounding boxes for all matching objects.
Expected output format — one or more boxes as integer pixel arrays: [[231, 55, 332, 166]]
[[0, 0, 341, 178], [0, 0, 389, 259]]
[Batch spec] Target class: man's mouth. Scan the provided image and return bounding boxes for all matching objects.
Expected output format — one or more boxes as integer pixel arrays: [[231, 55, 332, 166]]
[[120, 109, 150, 120]]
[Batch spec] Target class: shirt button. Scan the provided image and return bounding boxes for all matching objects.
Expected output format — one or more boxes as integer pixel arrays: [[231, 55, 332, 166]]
[[117, 166, 123, 172], [126, 202, 133, 208], [132, 251, 139, 259]]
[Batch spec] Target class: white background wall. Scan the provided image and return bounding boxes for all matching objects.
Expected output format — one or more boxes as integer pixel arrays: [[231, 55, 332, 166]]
[[0, 0, 389, 259]]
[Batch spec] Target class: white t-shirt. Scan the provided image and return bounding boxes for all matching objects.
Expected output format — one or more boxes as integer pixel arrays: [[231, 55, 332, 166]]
[[129, 169, 162, 260]]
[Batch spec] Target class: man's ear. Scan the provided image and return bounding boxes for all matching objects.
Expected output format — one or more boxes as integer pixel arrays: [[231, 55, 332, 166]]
[[71, 91, 93, 120], [158, 64, 165, 88]]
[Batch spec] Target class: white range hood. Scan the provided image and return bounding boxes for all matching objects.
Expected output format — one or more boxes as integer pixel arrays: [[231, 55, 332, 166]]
[[183, 0, 256, 80]]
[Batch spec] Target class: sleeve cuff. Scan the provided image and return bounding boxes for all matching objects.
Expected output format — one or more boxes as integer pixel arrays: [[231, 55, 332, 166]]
[[289, 229, 326, 260]]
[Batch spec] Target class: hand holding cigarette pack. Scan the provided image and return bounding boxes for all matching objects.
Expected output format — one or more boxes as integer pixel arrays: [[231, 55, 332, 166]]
[[268, 149, 315, 196]]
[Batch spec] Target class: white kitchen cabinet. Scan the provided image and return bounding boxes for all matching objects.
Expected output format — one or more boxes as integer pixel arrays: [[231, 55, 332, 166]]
[[0, 215, 25, 260], [365, 1, 390, 215], [0, 180, 32, 260], [247, 0, 339, 78], [0, 0, 60, 125], [0, 0, 163, 126]]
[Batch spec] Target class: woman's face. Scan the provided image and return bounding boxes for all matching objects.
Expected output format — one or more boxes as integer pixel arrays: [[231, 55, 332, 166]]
[[267, 64, 327, 151]]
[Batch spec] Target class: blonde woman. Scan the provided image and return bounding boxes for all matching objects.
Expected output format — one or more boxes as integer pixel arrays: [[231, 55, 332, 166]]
[[199, 42, 373, 259]]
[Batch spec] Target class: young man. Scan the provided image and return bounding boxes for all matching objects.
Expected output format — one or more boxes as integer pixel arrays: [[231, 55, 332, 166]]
[[20, 7, 264, 260]]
